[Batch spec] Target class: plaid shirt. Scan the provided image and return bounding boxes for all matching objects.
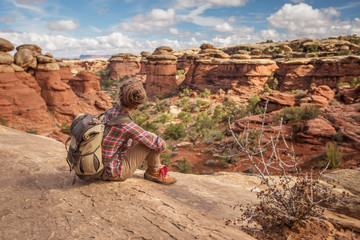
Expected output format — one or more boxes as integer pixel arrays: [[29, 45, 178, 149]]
[[101, 106, 166, 177]]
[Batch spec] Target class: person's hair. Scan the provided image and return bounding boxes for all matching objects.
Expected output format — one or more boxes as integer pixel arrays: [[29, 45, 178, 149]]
[[118, 79, 146, 110]]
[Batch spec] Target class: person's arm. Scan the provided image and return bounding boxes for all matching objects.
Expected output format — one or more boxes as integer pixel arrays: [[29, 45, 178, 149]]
[[122, 122, 166, 152]]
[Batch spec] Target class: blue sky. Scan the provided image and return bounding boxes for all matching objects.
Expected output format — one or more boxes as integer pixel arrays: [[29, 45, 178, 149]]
[[0, 0, 359, 58]]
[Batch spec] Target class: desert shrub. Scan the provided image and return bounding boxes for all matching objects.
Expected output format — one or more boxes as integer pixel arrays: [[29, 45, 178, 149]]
[[337, 82, 350, 88], [154, 113, 172, 124], [26, 129, 38, 135], [202, 129, 225, 144], [247, 94, 263, 114], [222, 100, 247, 121], [310, 82, 317, 88], [142, 121, 159, 133], [182, 100, 197, 112], [277, 105, 320, 123], [60, 123, 71, 134], [318, 142, 343, 169], [176, 157, 192, 173], [273, 48, 283, 54], [350, 77, 360, 88], [177, 111, 191, 123], [227, 107, 339, 234], [199, 88, 211, 98], [195, 98, 209, 108], [132, 111, 150, 126], [0, 118, 7, 126], [100, 79, 115, 88], [212, 105, 227, 122], [164, 123, 186, 140], [306, 44, 319, 52], [338, 49, 350, 56], [176, 96, 190, 107], [177, 69, 185, 78], [182, 88, 191, 96], [194, 111, 215, 133], [96, 67, 110, 79]]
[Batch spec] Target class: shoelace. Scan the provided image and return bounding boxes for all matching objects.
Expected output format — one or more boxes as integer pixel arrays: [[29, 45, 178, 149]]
[[158, 166, 169, 182]]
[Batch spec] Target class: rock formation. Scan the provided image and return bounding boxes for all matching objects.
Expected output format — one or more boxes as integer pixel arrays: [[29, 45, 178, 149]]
[[145, 46, 178, 96], [68, 71, 112, 111], [0, 38, 56, 135], [108, 53, 141, 80], [275, 56, 360, 91], [0, 38, 113, 138], [181, 44, 278, 99], [134, 51, 151, 83]]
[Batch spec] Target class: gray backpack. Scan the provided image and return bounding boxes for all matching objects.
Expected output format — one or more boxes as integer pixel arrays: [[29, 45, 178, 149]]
[[65, 112, 131, 183]]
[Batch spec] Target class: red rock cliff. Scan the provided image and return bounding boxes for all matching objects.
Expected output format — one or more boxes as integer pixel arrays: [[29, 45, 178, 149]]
[[145, 46, 178, 96], [108, 53, 141, 80]]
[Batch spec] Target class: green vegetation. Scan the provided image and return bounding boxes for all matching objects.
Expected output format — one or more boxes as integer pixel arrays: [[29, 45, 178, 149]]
[[164, 123, 186, 140], [338, 49, 351, 56], [176, 157, 192, 173], [310, 82, 317, 88], [306, 44, 319, 53], [277, 105, 320, 123], [154, 113, 172, 124], [337, 77, 360, 88], [60, 123, 71, 134], [0, 118, 7, 126], [199, 88, 211, 98], [264, 75, 278, 93], [177, 111, 191, 123], [177, 69, 186, 78], [26, 129, 38, 135], [160, 149, 172, 167], [318, 142, 343, 169]]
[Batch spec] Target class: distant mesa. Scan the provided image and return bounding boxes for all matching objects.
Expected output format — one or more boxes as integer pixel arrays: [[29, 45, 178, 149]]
[[79, 54, 111, 60]]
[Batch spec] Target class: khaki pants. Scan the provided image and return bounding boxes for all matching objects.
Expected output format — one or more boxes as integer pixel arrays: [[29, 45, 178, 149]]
[[103, 143, 161, 181]]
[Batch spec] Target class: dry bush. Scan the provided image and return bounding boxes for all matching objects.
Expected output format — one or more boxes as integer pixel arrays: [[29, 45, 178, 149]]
[[227, 102, 340, 233]]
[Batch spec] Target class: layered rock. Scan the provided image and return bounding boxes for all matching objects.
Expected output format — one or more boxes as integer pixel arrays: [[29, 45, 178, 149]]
[[68, 71, 112, 110], [145, 46, 178, 96], [134, 51, 151, 83], [0, 70, 56, 134], [108, 53, 141, 80], [275, 56, 360, 91], [175, 48, 200, 73], [182, 44, 278, 99]]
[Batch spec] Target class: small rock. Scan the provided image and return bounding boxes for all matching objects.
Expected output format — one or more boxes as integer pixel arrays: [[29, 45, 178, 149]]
[[204, 160, 217, 167], [243, 167, 253, 174], [201, 170, 215, 175], [170, 152, 179, 158], [175, 141, 193, 148]]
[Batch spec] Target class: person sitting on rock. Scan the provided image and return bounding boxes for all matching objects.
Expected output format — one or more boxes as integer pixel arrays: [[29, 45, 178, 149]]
[[101, 79, 176, 185]]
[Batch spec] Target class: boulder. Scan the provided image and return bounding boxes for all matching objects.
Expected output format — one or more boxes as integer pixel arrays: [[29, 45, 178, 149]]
[[280, 45, 292, 52], [230, 54, 251, 60], [37, 55, 56, 64], [250, 48, 262, 55], [303, 117, 336, 138], [16, 44, 42, 54], [0, 52, 14, 64], [322, 104, 360, 146], [311, 85, 335, 101], [14, 48, 37, 70], [0, 38, 14, 52], [36, 63, 60, 71]]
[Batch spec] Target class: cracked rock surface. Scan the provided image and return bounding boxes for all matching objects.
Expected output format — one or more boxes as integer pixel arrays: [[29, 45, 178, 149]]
[[0, 126, 257, 240]]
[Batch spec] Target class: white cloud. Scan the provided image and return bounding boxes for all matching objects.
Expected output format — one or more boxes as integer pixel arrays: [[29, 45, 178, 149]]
[[214, 22, 234, 32], [267, 3, 360, 39], [119, 8, 176, 33], [0, 31, 135, 57], [180, 3, 224, 27], [176, 0, 247, 7], [47, 19, 80, 31], [169, 28, 179, 34]]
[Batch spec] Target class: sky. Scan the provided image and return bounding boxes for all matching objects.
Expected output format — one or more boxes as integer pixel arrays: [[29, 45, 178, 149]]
[[0, 0, 359, 58]]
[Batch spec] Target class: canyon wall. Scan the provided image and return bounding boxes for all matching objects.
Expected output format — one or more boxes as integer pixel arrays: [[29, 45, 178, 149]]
[[0, 38, 112, 139]]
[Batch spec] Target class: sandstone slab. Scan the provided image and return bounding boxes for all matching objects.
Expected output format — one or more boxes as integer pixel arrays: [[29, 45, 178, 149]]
[[0, 127, 256, 240]]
